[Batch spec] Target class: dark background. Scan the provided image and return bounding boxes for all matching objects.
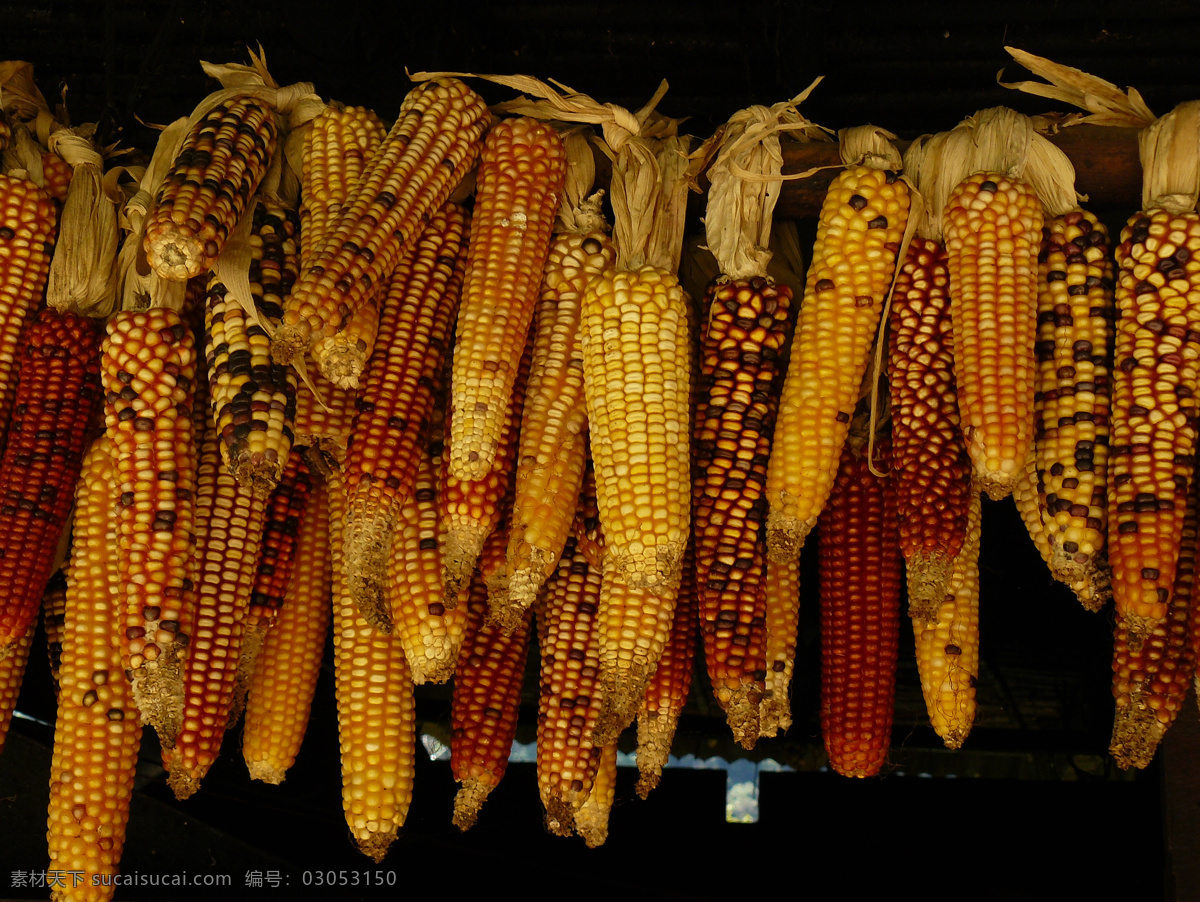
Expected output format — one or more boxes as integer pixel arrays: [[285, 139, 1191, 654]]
[[4, 2, 1200, 900]]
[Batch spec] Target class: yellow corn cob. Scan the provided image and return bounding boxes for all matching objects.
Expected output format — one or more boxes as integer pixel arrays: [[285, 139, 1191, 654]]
[[635, 541, 697, 797], [574, 740, 618, 849], [1111, 470, 1200, 769], [1034, 211, 1114, 592], [451, 566, 533, 831], [47, 435, 142, 901], [40, 149, 72, 208], [759, 551, 801, 739], [42, 570, 68, 698], [582, 264, 692, 591], [163, 423, 269, 798], [387, 438, 469, 684], [449, 117, 567, 481], [205, 199, 300, 494], [274, 78, 489, 370], [887, 237, 973, 619], [914, 488, 982, 750], [299, 102, 387, 270], [102, 308, 199, 744], [329, 466, 415, 862], [144, 96, 279, 280], [0, 172, 58, 438], [1108, 209, 1200, 636], [505, 228, 616, 626], [441, 334, 532, 606], [536, 534, 605, 837], [0, 623, 31, 756], [943, 172, 1044, 500], [572, 455, 604, 571], [766, 165, 910, 560], [343, 201, 468, 626], [243, 480, 331, 784]]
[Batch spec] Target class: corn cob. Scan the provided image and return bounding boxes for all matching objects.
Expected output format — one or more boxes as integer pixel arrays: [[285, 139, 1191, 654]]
[[0, 109, 9, 154], [887, 237, 973, 619], [1111, 471, 1199, 769], [451, 566, 533, 831], [163, 422, 269, 798], [293, 365, 357, 468], [536, 534, 605, 836], [505, 227, 616, 627], [387, 437, 469, 684], [144, 95, 279, 281], [819, 435, 901, 778], [442, 333, 532, 606], [47, 435, 142, 902], [343, 201, 468, 626], [328, 466, 416, 862], [303, 104, 388, 387], [204, 199, 299, 494], [0, 309, 102, 655], [942, 172, 1044, 499], [583, 264, 692, 590], [765, 159, 909, 560], [101, 307, 199, 743], [0, 623, 31, 755], [0, 172, 58, 438], [1033, 210, 1114, 594], [299, 102, 387, 270], [243, 480, 331, 784], [449, 117, 567, 481], [572, 455, 604, 571], [759, 552, 800, 738], [1108, 209, 1200, 635], [274, 78, 488, 370], [40, 149, 72, 208], [636, 541, 697, 797], [574, 740, 618, 849], [42, 569, 68, 697], [914, 487, 982, 749]]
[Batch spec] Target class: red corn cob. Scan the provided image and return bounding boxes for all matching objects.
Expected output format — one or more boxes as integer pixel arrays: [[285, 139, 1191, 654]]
[[818, 434, 901, 778]]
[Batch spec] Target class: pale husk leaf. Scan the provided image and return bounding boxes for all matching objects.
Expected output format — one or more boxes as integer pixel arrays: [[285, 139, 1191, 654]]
[[556, 128, 607, 235], [0, 61, 49, 121], [839, 124, 903, 170], [1, 120, 45, 184], [1139, 101, 1200, 215], [704, 90, 826, 279], [1001, 47, 1155, 128]]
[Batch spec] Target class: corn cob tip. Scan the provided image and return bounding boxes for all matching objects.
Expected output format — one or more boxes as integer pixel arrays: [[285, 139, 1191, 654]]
[[270, 321, 311, 366], [905, 552, 954, 624], [758, 695, 792, 739], [230, 625, 269, 727], [502, 567, 542, 624], [409, 654, 457, 687], [145, 221, 208, 282], [233, 458, 287, 500], [609, 543, 686, 594], [164, 764, 202, 801], [718, 685, 762, 751], [593, 686, 643, 748], [343, 510, 396, 634], [939, 726, 970, 751], [131, 661, 185, 747], [486, 591, 532, 637], [1110, 699, 1166, 770], [246, 759, 287, 785], [543, 798, 575, 838], [316, 344, 366, 391], [353, 829, 397, 864], [977, 470, 1015, 502], [442, 523, 488, 607], [452, 778, 494, 832], [766, 513, 812, 564], [635, 712, 676, 799], [575, 810, 610, 849]]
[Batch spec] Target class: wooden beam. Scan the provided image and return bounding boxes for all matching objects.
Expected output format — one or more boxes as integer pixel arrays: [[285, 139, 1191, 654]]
[[769, 124, 1143, 218]]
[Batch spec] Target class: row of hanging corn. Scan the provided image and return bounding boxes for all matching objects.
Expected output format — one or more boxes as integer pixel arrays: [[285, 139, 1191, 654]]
[[0, 43, 1194, 895]]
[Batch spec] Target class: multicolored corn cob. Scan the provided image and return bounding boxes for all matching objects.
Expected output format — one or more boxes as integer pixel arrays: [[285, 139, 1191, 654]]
[[451, 567, 533, 831], [914, 488, 982, 749], [102, 307, 199, 743], [243, 480, 331, 784], [0, 623, 31, 755], [766, 164, 909, 560], [818, 435, 901, 778], [47, 435, 142, 900], [1110, 472, 1199, 769], [636, 541, 697, 796], [449, 117, 567, 481], [163, 423, 269, 799], [0, 172, 58, 437], [1108, 209, 1200, 637], [204, 199, 299, 493], [505, 227, 616, 627], [0, 309, 101, 656], [144, 95, 279, 281], [274, 78, 489, 370], [536, 534, 605, 836], [943, 172, 1044, 499], [292, 365, 357, 468], [342, 201, 468, 626], [887, 237, 973, 620]]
